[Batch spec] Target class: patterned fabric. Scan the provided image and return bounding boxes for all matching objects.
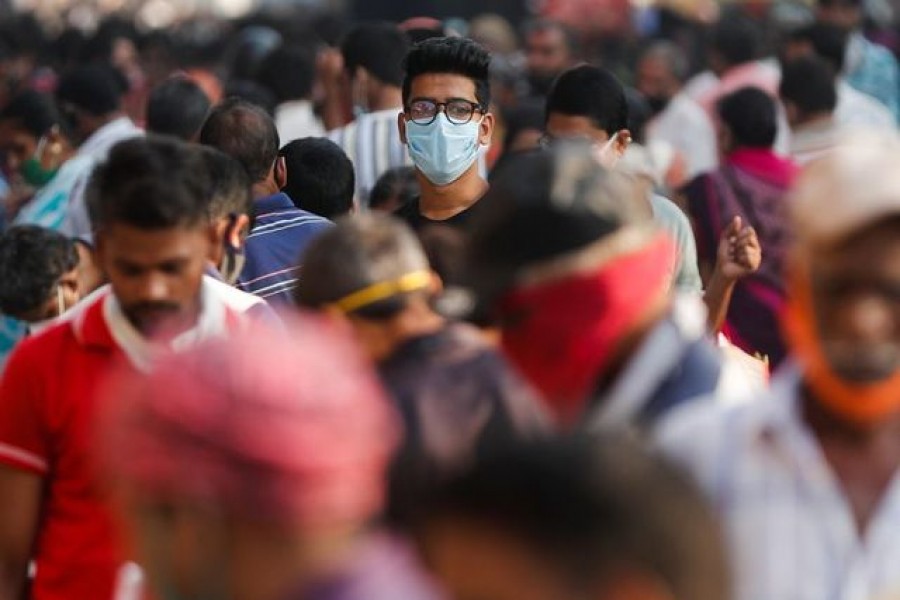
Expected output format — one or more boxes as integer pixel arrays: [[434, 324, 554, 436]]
[[657, 365, 900, 600], [13, 155, 92, 231], [237, 192, 332, 306], [682, 148, 797, 366], [328, 108, 411, 205]]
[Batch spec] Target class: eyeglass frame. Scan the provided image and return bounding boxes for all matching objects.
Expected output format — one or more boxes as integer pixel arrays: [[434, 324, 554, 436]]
[[404, 98, 486, 126]]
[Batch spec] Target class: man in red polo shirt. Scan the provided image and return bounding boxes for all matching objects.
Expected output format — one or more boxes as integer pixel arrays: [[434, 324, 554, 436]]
[[0, 136, 250, 600]]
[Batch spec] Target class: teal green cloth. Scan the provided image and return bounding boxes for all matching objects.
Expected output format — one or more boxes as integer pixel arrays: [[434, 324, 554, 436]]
[[650, 194, 702, 294]]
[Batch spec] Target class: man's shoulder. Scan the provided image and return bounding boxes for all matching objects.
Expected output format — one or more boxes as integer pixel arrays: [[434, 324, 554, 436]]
[[2, 302, 101, 379], [650, 194, 692, 232]]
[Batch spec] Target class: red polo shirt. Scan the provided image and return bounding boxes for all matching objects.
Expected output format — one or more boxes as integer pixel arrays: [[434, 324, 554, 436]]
[[0, 290, 243, 600]]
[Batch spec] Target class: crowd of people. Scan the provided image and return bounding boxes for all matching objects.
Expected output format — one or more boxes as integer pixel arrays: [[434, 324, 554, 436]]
[[0, 1, 899, 599]]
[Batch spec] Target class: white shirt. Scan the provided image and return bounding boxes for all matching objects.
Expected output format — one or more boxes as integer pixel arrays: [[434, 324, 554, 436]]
[[102, 275, 233, 373], [657, 365, 900, 600], [61, 117, 144, 243], [328, 107, 412, 205], [584, 295, 757, 432], [646, 92, 719, 179], [835, 80, 896, 130], [76, 275, 267, 373], [790, 118, 842, 166], [275, 99, 324, 144]]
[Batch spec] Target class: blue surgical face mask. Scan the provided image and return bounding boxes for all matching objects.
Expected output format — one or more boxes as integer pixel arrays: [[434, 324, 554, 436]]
[[405, 113, 483, 186]]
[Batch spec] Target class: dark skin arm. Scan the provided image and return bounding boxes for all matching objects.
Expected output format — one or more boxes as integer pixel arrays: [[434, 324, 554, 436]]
[[0, 466, 42, 600], [703, 216, 762, 333]]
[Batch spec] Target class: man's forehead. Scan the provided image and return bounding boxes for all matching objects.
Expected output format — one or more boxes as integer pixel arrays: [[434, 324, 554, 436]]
[[101, 223, 208, 249], [409, 73, 478, 100]]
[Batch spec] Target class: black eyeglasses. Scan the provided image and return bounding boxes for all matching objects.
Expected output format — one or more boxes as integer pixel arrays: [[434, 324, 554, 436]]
[[406, 99, 484, 125]]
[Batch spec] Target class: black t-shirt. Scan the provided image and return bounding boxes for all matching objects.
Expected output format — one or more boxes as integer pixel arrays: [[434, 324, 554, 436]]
[[393, 196, 484, 232]]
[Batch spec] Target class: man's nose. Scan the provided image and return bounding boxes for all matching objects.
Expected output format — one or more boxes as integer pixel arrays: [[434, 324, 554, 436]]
[[844, 293, 897, 345]]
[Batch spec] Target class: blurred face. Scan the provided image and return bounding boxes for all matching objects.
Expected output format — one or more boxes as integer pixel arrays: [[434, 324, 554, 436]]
[[810, 221, 900, 382], [0, 121, 37, 176], [526, 28, 573, 82], [423, 520, 586, 600], [544, 113, 629, 167], [636, 56, 678, 112], [96, 223, 214, 340]]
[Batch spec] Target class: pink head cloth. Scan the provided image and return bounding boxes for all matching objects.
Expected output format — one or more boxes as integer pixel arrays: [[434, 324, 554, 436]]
[[98, 314, 400, 528]]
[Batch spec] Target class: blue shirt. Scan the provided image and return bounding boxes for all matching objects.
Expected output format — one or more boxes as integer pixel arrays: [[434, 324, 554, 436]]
[[237, 193, 332, 306]]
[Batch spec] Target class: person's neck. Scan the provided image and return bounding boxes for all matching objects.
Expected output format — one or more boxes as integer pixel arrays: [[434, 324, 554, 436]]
[[252, 180, 281, 200], [369, 85, 403, 112], [797, 113, 835, 131], [802, 388, 900, 449], [417, 166, 487, 220], [396, 305, 446, 344], [82, 112, 125, 141]]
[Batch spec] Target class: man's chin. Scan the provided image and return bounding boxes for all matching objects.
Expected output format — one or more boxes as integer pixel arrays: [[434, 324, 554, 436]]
[[127, 312, 188, 341]]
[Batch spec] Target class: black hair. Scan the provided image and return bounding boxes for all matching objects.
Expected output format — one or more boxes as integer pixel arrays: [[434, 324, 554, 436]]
[[415, 435, 728, 600], [779, 56, 838, 116], [56, 63, 127, 117], [712, 14, 761, 67], [369, 166, 420, 212], [87, 137, 212, 232], [79, 16, 137, 63], [501, 99, 545, 153], [545, 65, 628, 134], [197, 145, 254, 224], [146, 77, 212, 141], [280, 137, 355, 220], [626, 87, 652, 144], [342, 23, 410, 88], [717, 87, 778, 149], [787, 23, 849, 73], [199, 97, 279, 183], [402, 37, 492, 109], [0, 90, 63, 139], [256, 44, 317, 103], [0, 225, 78, 318], [521, 19, 581, 57]]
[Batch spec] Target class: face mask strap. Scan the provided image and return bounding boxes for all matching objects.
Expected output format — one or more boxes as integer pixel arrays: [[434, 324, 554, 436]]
[[56, 284, 66, 316]]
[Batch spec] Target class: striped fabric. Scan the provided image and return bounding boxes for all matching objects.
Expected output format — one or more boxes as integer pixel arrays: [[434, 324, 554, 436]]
[[328, 107, 412, 206], [237, 193, 332, 307], [657, 365, 900, 600]]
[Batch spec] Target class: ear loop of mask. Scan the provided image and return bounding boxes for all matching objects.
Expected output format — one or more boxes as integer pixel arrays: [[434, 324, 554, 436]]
[[56, 284, 66, 316]]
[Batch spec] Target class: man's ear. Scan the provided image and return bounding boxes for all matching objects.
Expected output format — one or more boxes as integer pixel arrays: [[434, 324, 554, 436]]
[[206, 219, 227, 252], [614, 129, 632, 157], [479, 112, 495, 146], [274, 156, 287, 189], [398, 112, 408, 145], [229, 214, 251, 247]]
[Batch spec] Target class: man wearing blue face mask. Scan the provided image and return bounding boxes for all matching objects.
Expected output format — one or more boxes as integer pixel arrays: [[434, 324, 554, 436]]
[[395, 37, 495, 231]]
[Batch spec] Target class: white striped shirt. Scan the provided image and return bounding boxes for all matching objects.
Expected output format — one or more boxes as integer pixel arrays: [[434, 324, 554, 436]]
[[328, 107, 411, 206], [656, 365, 900, 600]]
